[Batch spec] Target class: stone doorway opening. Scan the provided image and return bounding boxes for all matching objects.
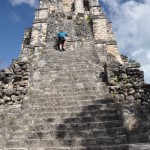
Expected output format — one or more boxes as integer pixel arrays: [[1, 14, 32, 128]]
[[83, 0, 90, 11]]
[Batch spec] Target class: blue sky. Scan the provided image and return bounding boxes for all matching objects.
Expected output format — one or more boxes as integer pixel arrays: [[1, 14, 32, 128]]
[[0, 0, 150, 83], [0, 0, 36, 68]]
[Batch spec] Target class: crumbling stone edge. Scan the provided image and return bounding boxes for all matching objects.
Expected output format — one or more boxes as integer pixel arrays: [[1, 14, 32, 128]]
[[0, 58, 30, 108], [103, 55, 150, 142]]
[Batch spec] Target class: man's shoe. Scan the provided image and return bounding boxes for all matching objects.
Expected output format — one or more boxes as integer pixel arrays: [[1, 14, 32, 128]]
[[62, 48, 65, 51]]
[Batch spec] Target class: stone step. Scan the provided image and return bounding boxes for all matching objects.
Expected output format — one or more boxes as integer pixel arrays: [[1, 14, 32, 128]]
[[39, 66, 101, 72], [31, 79, 102, 84], [40, 68, 99, 73], [26, 104, 117, 113], [29, 112, 120, 121], [42, 67, 100, 72], [30, 89, 105, 96], [34, 79, 104, 86], [26, 100, 107, 107], [13, 115, 123, 127], [43, 57, 95, 65], [41, 58, 98, 65], [42, 58, 95, 63], [42, 62, 100, 68], [129, 143, 150, 150], [33, 69, 103, 75], [39, 99, 112, 106], [29, 85, 105, 92], [30, 77, 103, 82], [28, 91, 109, 99], [51, 47, 94, 51], [32, 85, 104, 93], [0, 137, 6, 148], [11, 121, 123, 132], [3, 144, 129, 150], [10, 127, 125, 140], [25, 99, 115, 108], [13, 100, 115, 112], [38, 57, 98, 65], [128, 133, 150, 143], [35, 77, 99, 83], [39, 69, 99, 74], [25, 100, 111, 107], [28, 107, 117, 114], [28, 93, 110, 100], [31, 77, 104, 84], [41, 65, 96, 70], [39, 62, 100, 68], [24, 98, 113, 108], [37, 74, 100, 80], [6, 135, 127, 148]]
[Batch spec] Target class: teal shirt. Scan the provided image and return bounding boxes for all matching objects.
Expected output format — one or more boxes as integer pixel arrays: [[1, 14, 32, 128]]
[[57, 32, 68, 38]]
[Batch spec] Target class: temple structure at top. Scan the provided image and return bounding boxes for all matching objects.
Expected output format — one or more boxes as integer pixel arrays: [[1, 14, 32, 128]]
[[21, 0, 123, 64]]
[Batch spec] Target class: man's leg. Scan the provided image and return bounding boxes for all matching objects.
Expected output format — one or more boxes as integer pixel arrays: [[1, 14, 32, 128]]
[[62, 40, 66, 51], [58, 38, 62, 51]]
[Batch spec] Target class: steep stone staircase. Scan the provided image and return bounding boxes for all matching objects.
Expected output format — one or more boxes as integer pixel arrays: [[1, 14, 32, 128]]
[[0, 15, 129, 150]]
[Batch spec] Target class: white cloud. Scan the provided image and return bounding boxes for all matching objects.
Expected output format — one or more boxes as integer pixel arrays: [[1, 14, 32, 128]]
[[100, 0, 150, 83], [147, 52, 150, 59], [131, 49, 144, 57], [141, 64, 150, 83], [9, 0, 39, 7]]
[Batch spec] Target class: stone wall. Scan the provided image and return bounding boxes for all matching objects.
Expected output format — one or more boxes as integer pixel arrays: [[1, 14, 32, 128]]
[[0, 59, 30, 108], [90, 6, 123, 64], [74, 0, 84, 14], [89, 0, 99, 6], [63, 0, 74, 12], [107, 22, 123, 64], [39, 0, 49, 9], [30, 22, 47, 47], [106, 56, 150, 106], [92, 16, 108, 41], [104, 55, 150, 143], [35, 8, 48, 21]]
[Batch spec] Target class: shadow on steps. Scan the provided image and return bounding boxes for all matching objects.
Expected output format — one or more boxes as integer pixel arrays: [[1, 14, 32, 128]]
[[56, 98, 128, 150]]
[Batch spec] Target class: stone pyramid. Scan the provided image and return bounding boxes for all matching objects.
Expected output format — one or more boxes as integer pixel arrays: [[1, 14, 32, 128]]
[[0, 0, 150, 149]]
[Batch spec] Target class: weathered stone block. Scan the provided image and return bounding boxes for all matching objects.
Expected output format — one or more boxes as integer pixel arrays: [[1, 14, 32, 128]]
[[63, 0, 74, 12], [128, 89, 136, 95], [30, 22, 47, 46], [0, 92, 3, 98], [114, 94, 125, 103], [92, 18, 108, 40], [35, 9, 48, 20], [3, 96, 11, 102], [3, 89, 14, 96], [90, 6, 102, 16], [0, 99, 4, 104], [119, 73, 128, 79], [11, 95, 18, 102], [126, 95, 135, 103], [74, 0, 84, 14], [134, 92, 141, 99]]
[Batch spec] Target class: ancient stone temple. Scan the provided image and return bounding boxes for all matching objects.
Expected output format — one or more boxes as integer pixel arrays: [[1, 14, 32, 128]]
[[0, 0, 150, 149]]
